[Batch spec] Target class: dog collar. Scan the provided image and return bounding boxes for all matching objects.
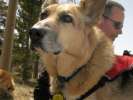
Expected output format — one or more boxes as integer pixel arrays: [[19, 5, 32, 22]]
[[57, 64, 109, 100], [58, 64, 86, 88]]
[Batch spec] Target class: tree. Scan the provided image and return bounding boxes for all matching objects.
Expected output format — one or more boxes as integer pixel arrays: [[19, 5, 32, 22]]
[[0, 0, 18, 70], [14, 0, 42, 81]]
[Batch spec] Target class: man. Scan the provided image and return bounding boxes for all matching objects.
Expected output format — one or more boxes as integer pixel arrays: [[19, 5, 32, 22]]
[[94, 1, 133, 100], [98, 0, 124, 41], [98, 1, 133, 80]]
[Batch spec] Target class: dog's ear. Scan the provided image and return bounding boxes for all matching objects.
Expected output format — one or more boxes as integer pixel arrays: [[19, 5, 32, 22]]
[[42, 0, 58, 9], [79, 0, 107, 25]]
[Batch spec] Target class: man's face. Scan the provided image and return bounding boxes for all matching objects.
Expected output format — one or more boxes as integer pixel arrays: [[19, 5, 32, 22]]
[[102, 7, 124, 41]]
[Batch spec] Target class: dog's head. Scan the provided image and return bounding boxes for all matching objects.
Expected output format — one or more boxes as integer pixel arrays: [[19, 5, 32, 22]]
[[29, 0, 109, 77], [29, 0, 106, 54]]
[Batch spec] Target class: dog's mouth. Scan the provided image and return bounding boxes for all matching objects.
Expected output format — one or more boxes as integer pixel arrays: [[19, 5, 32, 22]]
[[29, 28, 62, 55]]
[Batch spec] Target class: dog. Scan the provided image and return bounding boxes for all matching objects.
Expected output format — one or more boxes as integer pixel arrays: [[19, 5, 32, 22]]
[[29, 0, 114, 99], [0, 68, 14, 100]]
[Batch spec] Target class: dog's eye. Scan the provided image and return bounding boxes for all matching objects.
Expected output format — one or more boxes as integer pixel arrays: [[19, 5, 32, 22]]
[[60, 14, 73, 23], [40, 10, 49, 20]]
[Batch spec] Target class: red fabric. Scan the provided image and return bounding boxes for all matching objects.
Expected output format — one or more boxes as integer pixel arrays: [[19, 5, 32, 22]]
[[106, 55, 133, 79]]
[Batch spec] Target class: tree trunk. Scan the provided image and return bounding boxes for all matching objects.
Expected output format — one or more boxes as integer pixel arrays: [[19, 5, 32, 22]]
[[0, 0, 18, 70]]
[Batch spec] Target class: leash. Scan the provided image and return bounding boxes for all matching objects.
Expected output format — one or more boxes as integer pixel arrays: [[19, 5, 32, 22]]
[[58, 64, 85, 88], [76, 76, 109, 100]]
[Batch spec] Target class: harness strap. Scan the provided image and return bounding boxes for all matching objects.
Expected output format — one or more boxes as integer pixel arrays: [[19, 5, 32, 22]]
[[77, 67, 133, 100], [76, 76, 109, 100]]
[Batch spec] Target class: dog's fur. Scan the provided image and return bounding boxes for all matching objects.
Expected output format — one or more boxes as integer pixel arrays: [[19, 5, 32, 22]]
[[0, 68, 14, 100], [94, 66, 133, 100], [29, 0, 115, 99]]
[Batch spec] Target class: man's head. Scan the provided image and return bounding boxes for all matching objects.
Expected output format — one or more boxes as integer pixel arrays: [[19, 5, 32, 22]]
[[98, 1, 125, 41]]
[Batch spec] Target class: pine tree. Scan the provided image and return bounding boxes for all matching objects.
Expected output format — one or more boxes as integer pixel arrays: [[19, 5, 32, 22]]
[[0, 0, 17, 70], [14, 0, 42, 81]]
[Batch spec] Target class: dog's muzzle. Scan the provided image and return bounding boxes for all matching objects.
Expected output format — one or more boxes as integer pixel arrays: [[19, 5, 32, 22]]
[[29, 27, 62, 54]]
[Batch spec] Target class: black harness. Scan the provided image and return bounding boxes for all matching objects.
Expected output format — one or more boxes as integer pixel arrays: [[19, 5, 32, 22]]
[[76, 76, 109, 100]]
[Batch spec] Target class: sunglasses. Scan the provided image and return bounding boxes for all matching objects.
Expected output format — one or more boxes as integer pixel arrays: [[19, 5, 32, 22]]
[[103, 15, 123, 29]]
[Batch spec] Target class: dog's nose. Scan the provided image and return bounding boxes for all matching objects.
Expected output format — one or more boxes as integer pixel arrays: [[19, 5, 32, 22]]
[[29, 28, 45, 49], [29, 28, 44, 41]]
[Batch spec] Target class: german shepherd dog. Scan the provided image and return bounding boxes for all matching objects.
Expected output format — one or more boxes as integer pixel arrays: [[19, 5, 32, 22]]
[[29, 0, 115, 99]]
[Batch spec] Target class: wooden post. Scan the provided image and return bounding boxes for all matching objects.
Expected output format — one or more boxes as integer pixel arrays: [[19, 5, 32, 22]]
[[0, 0, 18, 70]]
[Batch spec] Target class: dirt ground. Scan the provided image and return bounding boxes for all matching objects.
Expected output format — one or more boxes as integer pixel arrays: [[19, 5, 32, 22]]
[[14, 83, 34, 100]]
